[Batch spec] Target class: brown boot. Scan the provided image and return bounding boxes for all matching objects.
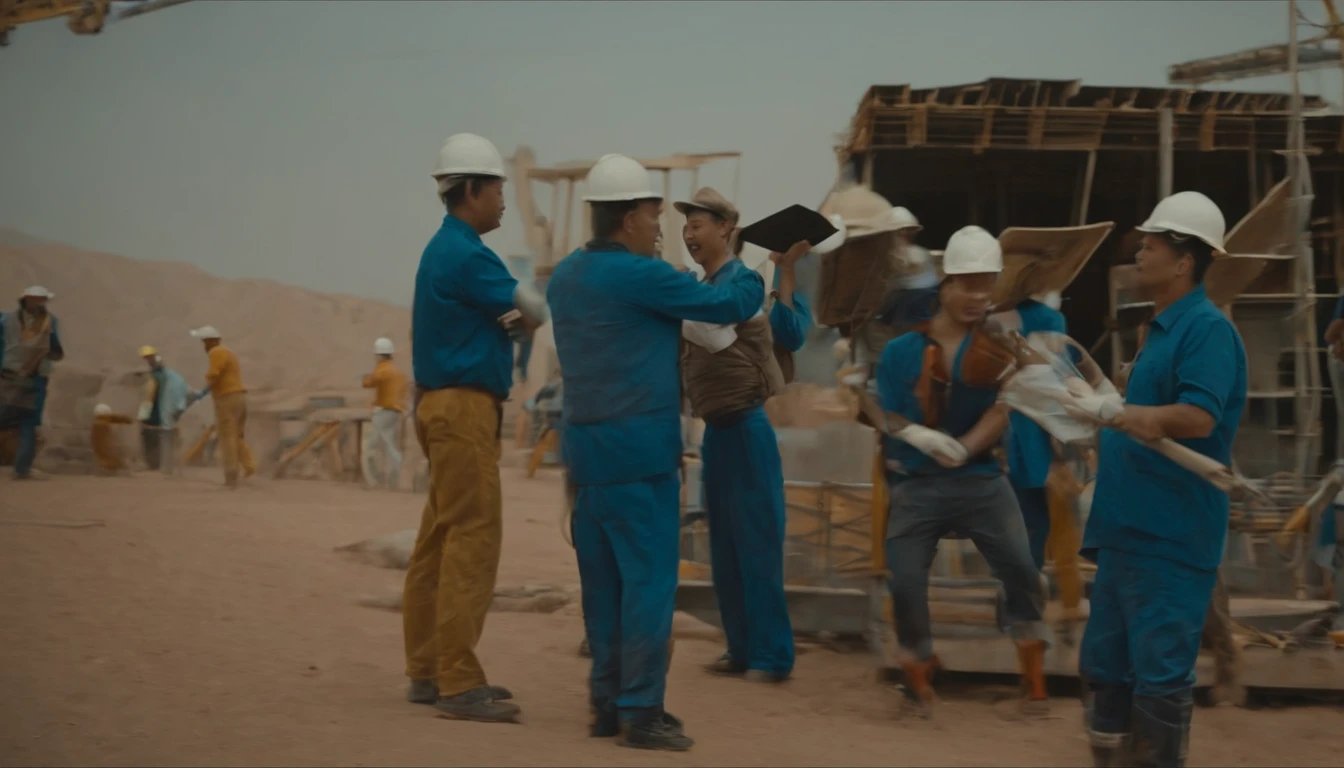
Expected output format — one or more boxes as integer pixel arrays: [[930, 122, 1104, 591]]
[[1015, 639, 1050, 715], [899, 656, 940, 714]]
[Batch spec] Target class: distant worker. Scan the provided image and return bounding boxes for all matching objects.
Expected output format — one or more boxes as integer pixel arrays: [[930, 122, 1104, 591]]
[[403, 133, 548, 724], [188, 326, 256, 488], [548, 155, 765, 751], [1078, 191, 1247, 768], [362, 337, 409, 490], [91, 403, 135, 474], [676, 187, 807, 685], [871, 206, 939, 342], [0, 285, 64, 480], [137, 346, 190, 476], [874, 226, 1052, 716]]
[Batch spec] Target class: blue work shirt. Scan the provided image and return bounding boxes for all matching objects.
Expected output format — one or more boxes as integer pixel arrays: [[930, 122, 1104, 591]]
[[1082, 285, 1248, 572], [768, 264, 812, 353], [1005, 299, 1067, 489], [411, 215, 519, 398], [549, 242, 764, 486], [876, 330, 1002, 480]]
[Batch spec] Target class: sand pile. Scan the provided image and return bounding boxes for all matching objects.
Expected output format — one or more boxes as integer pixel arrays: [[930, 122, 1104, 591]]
[[0, 229, 413, 472]]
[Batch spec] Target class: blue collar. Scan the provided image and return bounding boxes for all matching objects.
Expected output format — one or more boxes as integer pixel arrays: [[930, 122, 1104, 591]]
[[441, 214, 483, 244], [1150, 284, 1208, 332]]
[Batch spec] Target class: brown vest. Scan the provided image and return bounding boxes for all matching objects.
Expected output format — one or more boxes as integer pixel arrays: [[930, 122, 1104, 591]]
[[682, 312, 786, 423]]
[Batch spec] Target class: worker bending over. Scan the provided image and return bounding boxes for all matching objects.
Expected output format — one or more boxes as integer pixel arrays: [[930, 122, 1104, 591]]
[[403, 133, 547, 724], [362, 337, 408, 490], [548, 155, 764, 751], [138, 346, 190, 476], [91, 403, 135, 474], [0, 286, 64, 480], [875, 226, 1052, 714], [675, 187, 805, 684], [189, 326, 255, 488], [1079, 192, 1247, 768]]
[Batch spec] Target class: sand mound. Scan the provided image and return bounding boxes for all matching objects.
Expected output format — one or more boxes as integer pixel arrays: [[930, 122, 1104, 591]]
[[0, 229, 412, 471]]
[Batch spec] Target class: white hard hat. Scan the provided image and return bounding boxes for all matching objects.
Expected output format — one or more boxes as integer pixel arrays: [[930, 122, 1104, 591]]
[[94, 403, 111, 416], [431, 133, 507, 180], [581, 154, 662, 203], [890, 206, 922, 233], [373, 337, 395, 355], [189, 325, 222, 340], [814, 214, 848, 255], [942, 226, 1003, 275], [1135, 191, 1227, 255], [21, 285, 54, 300]]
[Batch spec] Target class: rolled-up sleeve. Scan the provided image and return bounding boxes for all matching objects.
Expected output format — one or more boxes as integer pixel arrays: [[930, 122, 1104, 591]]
[[1174, 318, 1239, 422]]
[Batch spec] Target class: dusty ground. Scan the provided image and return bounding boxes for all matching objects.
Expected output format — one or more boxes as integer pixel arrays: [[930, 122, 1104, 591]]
[[1, 465, 1341, 767]]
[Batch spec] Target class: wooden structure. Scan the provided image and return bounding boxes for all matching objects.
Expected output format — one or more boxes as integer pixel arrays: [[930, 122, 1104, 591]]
[[837, 77, 1344, 471]]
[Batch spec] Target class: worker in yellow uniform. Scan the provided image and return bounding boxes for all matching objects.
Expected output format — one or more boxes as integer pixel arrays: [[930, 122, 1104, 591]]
[[403, 133, 550, 724], [91, 403, 135, 474], [362, 337, 409, 490], [188, 325, 255, 488]]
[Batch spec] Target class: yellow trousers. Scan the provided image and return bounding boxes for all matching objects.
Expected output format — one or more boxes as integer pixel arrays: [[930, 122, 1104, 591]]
[[402, 388, 504, 698], [213, 392, 256, 486]]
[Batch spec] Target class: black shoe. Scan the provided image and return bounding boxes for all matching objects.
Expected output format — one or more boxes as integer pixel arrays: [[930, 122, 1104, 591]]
[[409, 679, 513, 704], [744, 669, 791, 684], [704, 652, 746, 677], [590, 707, 619, 738], [433, 686, 521, 723], [619, 711, 693, 752]]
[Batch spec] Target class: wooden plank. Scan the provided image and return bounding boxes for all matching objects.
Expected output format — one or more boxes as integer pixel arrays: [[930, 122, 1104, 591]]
[[183, 424, 215, 466], [273, 421, 339, 479]]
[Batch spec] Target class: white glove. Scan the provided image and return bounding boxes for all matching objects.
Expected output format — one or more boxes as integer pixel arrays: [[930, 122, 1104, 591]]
[[682, 320, 739, 353], [896, 424, 969, 466], [136, 401, 153, 422]]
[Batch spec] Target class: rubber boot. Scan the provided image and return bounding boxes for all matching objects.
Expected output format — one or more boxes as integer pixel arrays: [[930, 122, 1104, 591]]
[[899, 655, 940, 714], [1015, 639, 1050, 715], [619, 708, 693, 751], [433, 685, 521, 723], [1088, 730, 1133, 768], [1131, 692, 1192, 768], [1085, 682, 1135, 767], [408, 678, 513, 704]]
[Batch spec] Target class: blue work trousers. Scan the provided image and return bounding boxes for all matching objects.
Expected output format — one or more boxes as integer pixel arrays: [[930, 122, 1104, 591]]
[[1080, 548, 1216, 740], [572, 471, 681, 721], [884, 474, 1052, 660], [701, 406, 794, 675], [1012, 485, 1051, 571]]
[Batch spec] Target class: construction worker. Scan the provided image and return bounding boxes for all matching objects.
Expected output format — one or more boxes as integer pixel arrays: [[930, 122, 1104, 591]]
[[403, 133, 548, 724], [874, 225, 1052, 715], [0, 286, 64, 480], [188, 326, 256, 487], [675, 187, 806, 684], [91, 403, 135, 474], [362, 337, 408, 490], [1079, 191, 1248, 768], [548, 155, 764, 750], [137, 346, 190, 476]]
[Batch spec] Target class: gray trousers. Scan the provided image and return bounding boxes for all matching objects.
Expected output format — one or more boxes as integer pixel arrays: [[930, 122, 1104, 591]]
[[885, 473, 1053, 660], [362, 408, 404, 489]]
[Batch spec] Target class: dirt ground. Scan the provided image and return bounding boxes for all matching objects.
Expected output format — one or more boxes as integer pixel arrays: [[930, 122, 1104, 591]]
[[2, 464, 1341, 767]]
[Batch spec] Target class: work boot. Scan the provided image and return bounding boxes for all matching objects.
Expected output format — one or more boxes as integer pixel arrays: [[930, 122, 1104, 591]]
[[744, 669, 791, 684], [409, 679, 513, 704], [619, 709, 693, 751], [590, 705, 619, 738], [704, 652, 747, 677], [1131, 692, 1192, 768], [433, 686, 521, 723], [1015, 639, 1050, 715], [898, 655, 941, 714]]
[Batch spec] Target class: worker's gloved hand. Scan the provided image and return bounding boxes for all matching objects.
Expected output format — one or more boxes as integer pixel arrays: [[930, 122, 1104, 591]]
[[895, 424, 969, 466]]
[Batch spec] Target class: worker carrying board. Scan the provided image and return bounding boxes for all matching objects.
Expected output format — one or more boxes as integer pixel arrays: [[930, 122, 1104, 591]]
[[547, 154, 764, 752], [403, 133, 548, 724], [871, 225, 1054, 716], [674, 187, 811, 685], [1078, 192, 1248, 768]]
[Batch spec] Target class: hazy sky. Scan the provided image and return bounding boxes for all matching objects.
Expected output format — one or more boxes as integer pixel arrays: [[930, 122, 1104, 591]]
[[2, 0, 1336, 306]]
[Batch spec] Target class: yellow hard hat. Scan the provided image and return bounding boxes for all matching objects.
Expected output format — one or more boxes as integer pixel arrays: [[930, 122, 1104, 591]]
[[139, 345, 158, 357]]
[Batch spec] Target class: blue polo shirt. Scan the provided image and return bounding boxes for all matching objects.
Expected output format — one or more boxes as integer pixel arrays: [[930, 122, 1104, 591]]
[[877, 330, 1002, 480], [1082, 285, 1248, 572], [1005, 300, 1068, 489], [411, 215, 519, 398]]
